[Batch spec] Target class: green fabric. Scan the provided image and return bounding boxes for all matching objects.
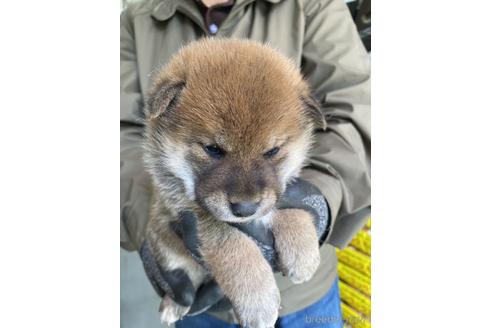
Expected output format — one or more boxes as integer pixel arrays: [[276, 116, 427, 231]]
[[120, 0, 371, 320]]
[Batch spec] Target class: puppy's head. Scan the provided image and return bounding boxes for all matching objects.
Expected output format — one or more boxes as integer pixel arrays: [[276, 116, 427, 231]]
[[144, 39, 325, 223]]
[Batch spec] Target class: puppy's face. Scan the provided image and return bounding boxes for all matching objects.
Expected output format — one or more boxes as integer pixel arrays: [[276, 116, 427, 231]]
[[178, 100, 313, 223], [144, 39, 324, 223]]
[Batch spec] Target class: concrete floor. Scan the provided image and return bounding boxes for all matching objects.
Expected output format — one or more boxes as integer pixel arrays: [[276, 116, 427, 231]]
[[120, 249, 173, 328]]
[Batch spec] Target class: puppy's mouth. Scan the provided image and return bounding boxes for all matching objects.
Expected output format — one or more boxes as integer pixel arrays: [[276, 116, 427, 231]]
[[200, 193, 277, 223]]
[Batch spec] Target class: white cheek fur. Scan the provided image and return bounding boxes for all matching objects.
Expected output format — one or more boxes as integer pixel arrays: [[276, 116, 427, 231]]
[[278, 132, 311, 185], [162, 144, 196, 200]]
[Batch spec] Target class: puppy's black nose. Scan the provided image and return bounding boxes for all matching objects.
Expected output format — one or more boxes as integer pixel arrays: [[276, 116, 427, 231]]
[[230, 202, 260, 217]]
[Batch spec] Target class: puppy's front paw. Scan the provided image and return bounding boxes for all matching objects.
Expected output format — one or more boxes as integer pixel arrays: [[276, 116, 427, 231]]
[[273, 209, 321, 284], [201, 228, 280, 328], [281, 241, 320, 284], [235, 282, 280, 328], [159, 295, 190, 325]]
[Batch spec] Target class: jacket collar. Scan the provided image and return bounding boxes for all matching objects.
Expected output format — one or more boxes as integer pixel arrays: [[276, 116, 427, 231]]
[[151, 0, 283, 22]]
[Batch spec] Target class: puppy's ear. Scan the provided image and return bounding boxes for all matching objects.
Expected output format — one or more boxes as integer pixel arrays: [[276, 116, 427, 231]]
[[144, 81, 185, 120], [301, 95, 326, 130]]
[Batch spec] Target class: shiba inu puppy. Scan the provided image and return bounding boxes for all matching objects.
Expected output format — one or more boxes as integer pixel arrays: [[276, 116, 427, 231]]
[[143, 38, 326, 328]]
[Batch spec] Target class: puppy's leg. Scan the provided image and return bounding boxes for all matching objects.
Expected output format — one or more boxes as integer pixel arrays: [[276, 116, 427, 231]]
[[272, 209, 320, 284], [147, 216, 207, 325], [198, 216, 280, 328]]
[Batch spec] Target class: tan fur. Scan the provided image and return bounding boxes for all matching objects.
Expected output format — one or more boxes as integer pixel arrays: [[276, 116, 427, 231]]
[[143, 38, 324, 328], [198, 214, 280, 327], [271, 209, 321, 284]]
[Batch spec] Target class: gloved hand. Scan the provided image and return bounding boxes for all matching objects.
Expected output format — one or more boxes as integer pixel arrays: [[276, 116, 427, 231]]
[[140, 240, 225, 314], [140, 178, 330, 316]]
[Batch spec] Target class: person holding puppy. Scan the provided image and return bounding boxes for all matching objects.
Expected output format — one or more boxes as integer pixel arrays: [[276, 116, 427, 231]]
[[121, 0, 371, 327]]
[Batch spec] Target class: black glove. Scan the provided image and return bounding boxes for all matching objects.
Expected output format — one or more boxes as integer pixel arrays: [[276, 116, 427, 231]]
[[140, 178, 330, 316], [139, 208, 235, 315], [139, 240, 226, 315], [276, 178, 331, 244]]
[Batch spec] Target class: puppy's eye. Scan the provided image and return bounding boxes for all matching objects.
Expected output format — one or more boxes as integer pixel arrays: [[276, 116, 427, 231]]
[[264, 146, 280, 159], [203, 144, 225, 159]]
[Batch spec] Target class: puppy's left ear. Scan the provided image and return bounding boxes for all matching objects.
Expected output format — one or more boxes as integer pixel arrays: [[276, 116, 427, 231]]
[[301, 95, 326, 130], [144, 81, 186, 120]]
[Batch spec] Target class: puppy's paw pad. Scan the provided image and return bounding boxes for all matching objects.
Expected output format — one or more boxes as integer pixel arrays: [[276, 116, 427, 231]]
[[159, 296, 190, 325]]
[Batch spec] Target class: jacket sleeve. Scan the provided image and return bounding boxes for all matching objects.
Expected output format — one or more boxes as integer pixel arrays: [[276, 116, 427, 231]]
[[120, 9, 151, 251], [300, 0, 371, 248]]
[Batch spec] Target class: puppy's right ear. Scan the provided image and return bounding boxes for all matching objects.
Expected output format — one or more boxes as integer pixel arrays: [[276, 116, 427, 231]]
[[301, 95, 327, 131], [144, 81, 185, 120]]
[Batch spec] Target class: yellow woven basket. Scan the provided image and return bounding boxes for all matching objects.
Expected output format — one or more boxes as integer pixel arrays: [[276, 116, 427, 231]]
[[337, 218, 371, 328]]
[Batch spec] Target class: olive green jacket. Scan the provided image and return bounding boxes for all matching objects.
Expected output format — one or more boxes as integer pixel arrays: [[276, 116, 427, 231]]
[[121, 0, 370, 319]]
